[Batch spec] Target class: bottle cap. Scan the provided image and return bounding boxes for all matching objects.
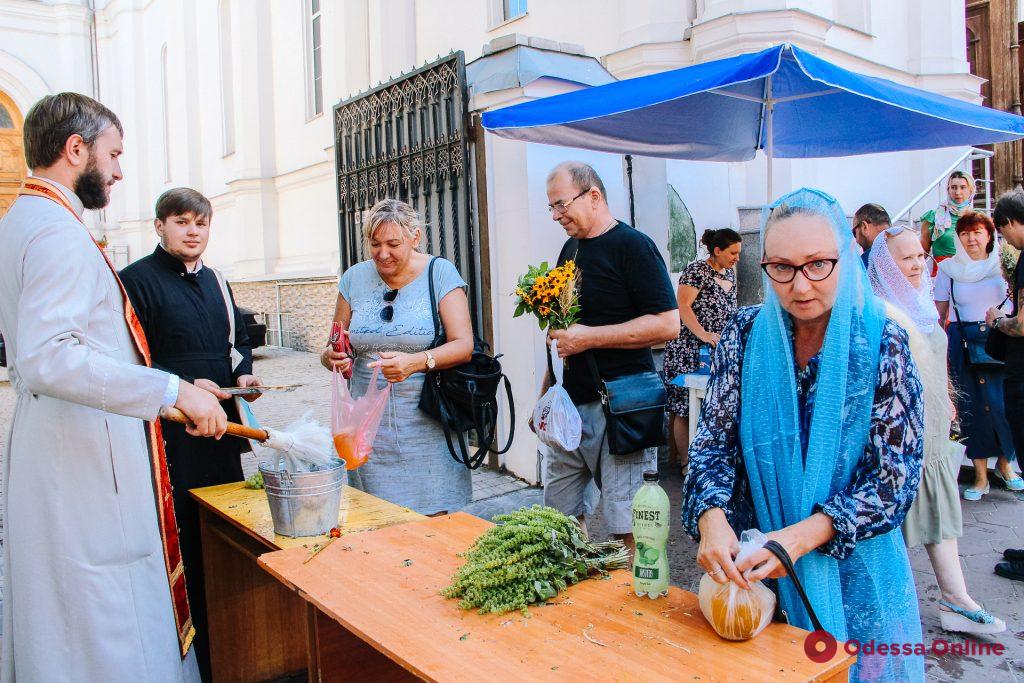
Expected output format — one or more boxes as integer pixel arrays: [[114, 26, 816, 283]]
[[643, 470, 659, 482]]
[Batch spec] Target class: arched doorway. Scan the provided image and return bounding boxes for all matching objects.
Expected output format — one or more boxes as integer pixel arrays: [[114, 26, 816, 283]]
[[0, 91, 26, 220]]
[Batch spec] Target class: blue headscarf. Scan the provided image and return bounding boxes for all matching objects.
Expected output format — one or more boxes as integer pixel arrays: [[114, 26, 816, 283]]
[[740, 188, 922, 682]]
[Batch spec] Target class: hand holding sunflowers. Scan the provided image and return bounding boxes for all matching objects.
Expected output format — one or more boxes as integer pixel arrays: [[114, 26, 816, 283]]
[[513, 260, 581, 330]]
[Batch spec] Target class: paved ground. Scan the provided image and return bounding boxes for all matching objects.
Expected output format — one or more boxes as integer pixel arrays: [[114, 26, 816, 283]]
[[0, 349, 1022, 680]]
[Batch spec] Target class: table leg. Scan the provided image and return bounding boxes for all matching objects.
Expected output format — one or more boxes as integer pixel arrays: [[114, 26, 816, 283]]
[[310, 605, 418, 682], [201, 508, 310, 682]]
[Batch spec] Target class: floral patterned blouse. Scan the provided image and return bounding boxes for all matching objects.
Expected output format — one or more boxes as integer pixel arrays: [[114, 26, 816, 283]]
[[681, 306, 925, 560]]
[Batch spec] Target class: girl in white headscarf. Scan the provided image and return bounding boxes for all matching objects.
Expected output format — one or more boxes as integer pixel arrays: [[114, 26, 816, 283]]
[[869, 226, 1005, 635]]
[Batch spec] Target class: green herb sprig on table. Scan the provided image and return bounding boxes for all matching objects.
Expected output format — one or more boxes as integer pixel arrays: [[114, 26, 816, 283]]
[[442, 506, 628, 615]]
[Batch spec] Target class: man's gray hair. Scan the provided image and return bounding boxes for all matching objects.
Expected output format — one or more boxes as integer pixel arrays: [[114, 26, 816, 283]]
[[23, 93, 123, 170], [547, 161, 607, 200]]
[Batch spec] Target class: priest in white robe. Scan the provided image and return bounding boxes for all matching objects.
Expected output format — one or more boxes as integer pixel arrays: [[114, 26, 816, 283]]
[[0, 93, 227, 682]]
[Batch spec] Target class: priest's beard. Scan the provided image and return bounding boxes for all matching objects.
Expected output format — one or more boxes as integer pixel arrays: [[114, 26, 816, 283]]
[[73, 158, 112, 210]]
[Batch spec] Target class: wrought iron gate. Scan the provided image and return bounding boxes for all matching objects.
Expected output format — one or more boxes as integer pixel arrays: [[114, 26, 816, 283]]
[[333, 52, 482, 329]]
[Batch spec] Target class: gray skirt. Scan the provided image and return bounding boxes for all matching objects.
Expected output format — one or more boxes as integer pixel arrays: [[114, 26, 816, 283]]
[[347, 360, 471, 515]]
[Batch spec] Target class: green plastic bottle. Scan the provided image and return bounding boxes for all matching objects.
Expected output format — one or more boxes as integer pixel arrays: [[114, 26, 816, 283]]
[[632, 470, 670, 598]]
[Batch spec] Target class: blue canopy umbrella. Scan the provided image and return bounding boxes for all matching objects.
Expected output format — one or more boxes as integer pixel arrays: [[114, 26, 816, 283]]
[[482, 43, 1024, 199]]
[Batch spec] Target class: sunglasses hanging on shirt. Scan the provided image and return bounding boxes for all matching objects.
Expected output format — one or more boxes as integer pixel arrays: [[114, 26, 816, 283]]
[[380, 288, 399, 322]]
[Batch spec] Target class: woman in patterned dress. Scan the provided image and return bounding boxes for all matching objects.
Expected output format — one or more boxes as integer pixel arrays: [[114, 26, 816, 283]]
[[682, 189, 926, 682], [320, 199, 474, 514], [663, 228, 741, 472]]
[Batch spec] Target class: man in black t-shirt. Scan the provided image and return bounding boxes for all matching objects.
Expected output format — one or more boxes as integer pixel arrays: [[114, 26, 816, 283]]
[[989, 190, 1024, 582], [535, 161, 678, 551]]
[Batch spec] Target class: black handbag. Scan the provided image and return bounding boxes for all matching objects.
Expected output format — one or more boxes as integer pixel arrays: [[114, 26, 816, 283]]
[[585, 353, 666, 456], [951, 283, 1008, 370], [418, 257, 515, 469]]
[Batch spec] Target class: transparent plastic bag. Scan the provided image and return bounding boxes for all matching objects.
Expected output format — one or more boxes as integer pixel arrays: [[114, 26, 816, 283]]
[[331, 366, 391, 470], [533, 340, 582, 451], [237, 401, 334, 474], [698, 529, 776, 641]]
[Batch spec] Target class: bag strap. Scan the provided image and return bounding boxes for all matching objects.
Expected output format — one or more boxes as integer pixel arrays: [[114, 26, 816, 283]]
[[546, 343, 556, 385], [762, 540, 825, 634], [948, 280, 974, 336], [436, 386, 491, 469], [426, 256, 441, 346], [211, 266, 244, 372], [490, 375, 516, 455], [584, 351, 607, 405]]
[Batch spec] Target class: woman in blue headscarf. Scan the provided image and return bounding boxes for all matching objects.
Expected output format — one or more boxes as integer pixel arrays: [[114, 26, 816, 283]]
[[682, 189, 926, 682]]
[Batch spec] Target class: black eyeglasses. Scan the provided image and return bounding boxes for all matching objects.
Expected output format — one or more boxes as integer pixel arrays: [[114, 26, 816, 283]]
[[760, 258, 839, 284], [380, 288, 398, 322], [547, 189, 588, 215]]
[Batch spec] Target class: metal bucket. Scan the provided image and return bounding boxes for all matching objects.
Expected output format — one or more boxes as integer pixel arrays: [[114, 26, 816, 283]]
[[258, 459, 347, 537]]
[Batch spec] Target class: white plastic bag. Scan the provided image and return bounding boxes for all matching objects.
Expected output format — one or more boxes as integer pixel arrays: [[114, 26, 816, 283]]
[[698, 529, 776, 641], [533, 340, 582, 451]]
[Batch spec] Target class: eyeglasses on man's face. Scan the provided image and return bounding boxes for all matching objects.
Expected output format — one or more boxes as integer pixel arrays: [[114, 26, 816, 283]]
[[760, 258, 839, 284], [547, 189, 589, 215]]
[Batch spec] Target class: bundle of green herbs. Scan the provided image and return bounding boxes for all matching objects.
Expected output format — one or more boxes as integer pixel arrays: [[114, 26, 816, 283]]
[[442, 505, 629, 615]]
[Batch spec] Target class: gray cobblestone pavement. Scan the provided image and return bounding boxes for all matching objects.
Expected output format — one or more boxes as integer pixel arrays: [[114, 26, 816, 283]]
[[0, 351, 1021, 679]]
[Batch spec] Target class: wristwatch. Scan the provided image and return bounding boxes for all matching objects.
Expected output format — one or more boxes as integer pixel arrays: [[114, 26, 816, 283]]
[[993, 316, 1004, 330], [424, 350, 436, 370]]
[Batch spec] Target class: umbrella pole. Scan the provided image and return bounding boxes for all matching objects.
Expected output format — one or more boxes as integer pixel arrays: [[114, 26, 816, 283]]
[[766, 75, 774, 203]]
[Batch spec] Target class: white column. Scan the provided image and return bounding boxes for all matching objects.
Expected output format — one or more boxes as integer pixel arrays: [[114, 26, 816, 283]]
[[229, 0, 280, 277]]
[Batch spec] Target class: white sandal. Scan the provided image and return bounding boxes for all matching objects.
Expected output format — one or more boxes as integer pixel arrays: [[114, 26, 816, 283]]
[[938, 600, 1006, 634]]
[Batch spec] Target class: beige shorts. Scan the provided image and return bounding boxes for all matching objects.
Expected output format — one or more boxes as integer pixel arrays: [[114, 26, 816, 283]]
[[542, 400, 657, 534]]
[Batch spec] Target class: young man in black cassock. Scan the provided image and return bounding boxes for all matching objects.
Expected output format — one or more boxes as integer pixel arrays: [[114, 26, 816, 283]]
[[121, 188, 263, 681]]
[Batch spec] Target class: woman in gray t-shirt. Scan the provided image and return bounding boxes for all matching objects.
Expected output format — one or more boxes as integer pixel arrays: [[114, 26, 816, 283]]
[[321, 199, 474, 514]]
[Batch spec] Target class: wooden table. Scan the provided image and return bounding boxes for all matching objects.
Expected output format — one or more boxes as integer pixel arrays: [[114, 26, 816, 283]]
[[191, 482, 424, 682], [259, 512, 855, 682]]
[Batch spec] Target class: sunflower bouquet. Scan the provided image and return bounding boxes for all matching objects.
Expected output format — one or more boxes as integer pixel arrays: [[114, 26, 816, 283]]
[[513, 260, 581, 330]]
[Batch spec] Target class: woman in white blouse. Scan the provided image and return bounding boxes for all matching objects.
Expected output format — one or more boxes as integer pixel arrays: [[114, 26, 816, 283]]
[[934, 212, 1021, 499]]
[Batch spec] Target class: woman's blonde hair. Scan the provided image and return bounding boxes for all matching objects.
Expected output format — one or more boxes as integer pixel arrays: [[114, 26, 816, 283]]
[[364, 198, 424, 250]]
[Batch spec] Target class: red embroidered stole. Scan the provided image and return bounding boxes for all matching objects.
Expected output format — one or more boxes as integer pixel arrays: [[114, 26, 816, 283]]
[[17, 178, 195, 657]]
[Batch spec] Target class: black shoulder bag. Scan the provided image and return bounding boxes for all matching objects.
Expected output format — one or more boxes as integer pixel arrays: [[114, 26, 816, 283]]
[[584, 352, 666, 455], [951, 282, 1008, 369], [418, 257, 515, 469]]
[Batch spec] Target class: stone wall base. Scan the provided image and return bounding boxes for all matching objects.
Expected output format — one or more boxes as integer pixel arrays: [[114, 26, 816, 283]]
[[231, 277, 337, 352]]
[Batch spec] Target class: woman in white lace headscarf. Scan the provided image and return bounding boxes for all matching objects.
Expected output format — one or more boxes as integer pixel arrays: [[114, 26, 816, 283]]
[[869, 226, 1005, 635]]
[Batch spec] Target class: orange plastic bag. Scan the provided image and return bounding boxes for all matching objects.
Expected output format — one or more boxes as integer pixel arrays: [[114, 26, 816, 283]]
[[331, 366, 390, 470], [698, 529, 776, 641]]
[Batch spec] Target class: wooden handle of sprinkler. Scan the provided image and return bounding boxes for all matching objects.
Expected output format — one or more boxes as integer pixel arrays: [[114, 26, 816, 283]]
[[158, 407, 270, 442]]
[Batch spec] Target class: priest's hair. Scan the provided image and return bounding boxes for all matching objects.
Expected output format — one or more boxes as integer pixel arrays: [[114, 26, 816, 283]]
[[23, 92, 123, 170]]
